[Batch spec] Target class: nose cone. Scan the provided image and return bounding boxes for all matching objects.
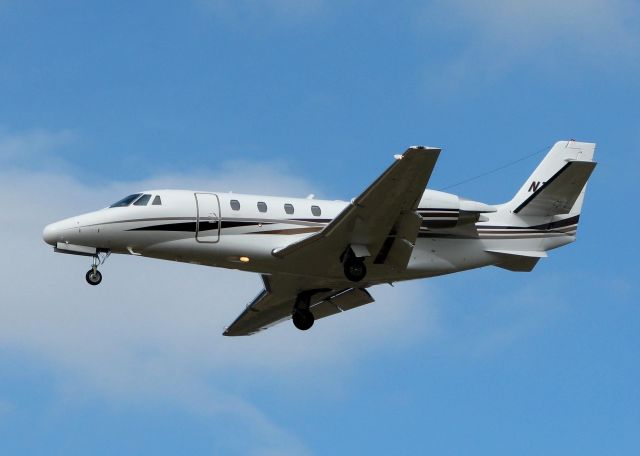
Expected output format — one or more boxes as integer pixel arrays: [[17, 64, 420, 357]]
[[42, 222, 63, 246]]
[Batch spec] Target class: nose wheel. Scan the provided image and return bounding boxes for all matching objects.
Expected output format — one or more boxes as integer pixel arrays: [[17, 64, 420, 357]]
[[85, 251, 109, 286], [86, 268, 102, 286]]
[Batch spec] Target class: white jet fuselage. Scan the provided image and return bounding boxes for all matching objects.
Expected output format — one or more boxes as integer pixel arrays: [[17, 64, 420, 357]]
[[42, 189, 575, 287], [42, 140, 595, 335]]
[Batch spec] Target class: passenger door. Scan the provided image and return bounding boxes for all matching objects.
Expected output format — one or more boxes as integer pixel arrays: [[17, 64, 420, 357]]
[[195, 193, 220, 243]]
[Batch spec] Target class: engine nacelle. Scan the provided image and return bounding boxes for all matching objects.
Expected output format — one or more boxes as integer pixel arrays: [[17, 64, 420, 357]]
[[418, 190, 496, 229]]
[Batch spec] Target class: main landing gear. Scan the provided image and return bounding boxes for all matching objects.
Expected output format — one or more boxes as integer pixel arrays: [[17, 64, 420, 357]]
[[344, 257, 367, 282], [292, 292, 315, 331], [85, 251, 110, 286], [289, 246, 369, 331], [343, 248, 367, 282]]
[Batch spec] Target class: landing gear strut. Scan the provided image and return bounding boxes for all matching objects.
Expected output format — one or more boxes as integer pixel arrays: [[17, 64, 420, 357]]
[[85, 251, 110, 286], [292, 292, 315, 331]]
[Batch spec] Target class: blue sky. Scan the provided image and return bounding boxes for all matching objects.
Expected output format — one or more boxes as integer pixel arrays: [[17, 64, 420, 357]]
[[1, 1, 639, 454]]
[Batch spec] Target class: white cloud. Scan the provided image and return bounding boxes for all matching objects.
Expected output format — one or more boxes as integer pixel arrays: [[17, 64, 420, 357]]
[[0, 128, 436, 453], [420, 0, 640, 90], [0, 128, 76, 163], [443, 0, 639, 51]]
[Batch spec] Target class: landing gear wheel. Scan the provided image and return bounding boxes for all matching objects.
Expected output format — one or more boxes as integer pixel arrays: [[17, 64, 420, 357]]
[[344, 258, 367, 282], [292, 309, 314, 331], [85, 269, 102, 286], [86, 252, 109, 286]]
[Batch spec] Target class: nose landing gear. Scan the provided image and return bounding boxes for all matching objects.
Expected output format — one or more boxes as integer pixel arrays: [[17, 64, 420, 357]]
[[85, 268, 102, 286], [85, 251, 110, 286]]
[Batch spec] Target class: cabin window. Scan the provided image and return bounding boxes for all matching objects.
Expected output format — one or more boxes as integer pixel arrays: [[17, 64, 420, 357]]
[[257, 201, 267, 213], [311, 205, 321, 216], [230, 199, 240, 211], [152, 195, 162, 205], [284, 203, 294, 215], [110, 193, 142, 208], [133, 194, 152, 206]]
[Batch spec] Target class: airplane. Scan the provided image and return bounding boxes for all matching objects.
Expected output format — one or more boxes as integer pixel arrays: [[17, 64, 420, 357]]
[[42, 140, 596, 336]]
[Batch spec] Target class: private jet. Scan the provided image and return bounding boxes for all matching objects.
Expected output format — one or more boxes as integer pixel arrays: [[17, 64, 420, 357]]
[[42, 140, 596, 335]]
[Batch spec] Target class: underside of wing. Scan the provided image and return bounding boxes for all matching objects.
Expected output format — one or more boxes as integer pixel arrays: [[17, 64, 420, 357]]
[[223, 275, 375, 336], [222, 287, 293, 336], [225, 146, 441, 335]]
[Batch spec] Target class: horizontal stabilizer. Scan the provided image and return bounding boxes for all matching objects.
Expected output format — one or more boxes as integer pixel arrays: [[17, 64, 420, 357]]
[[486, 249, 547, 272], [514, 160, 596, 216]]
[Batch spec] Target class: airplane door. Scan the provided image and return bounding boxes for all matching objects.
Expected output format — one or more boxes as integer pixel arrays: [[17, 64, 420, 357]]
[[195, 193, 220, 243]]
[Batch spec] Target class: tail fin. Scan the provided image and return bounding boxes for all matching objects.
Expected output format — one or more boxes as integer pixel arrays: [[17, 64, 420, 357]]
[[507, 140, 596, 217]]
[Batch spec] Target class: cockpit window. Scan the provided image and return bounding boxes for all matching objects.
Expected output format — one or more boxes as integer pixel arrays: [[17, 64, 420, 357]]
[[110, 193, 142, 208], [133, 194, 152, 206], [152, 195, 162, 205]]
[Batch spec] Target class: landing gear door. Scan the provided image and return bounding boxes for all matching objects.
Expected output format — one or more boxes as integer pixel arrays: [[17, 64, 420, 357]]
[[195, 193, 220, 243]]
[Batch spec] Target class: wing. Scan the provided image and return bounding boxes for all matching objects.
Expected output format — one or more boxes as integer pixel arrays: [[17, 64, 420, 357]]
[[224, 146, 440, 336], [223, 274, 374, 336], [273, 146, 441, 272]]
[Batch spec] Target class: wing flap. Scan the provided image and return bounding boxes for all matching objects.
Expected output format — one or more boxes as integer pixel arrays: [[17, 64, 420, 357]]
[[223, 275, 376, 336], [373, 211, 422, 268], [310, 288, 374, 319]]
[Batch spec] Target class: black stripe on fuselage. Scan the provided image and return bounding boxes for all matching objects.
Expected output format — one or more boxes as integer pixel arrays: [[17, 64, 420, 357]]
[[419, 215, 581, 240], [478, 215, 580, 231], [127, 220, 273, 232], [129, 221, 198, 232], [124, 214, 580, 239], [289, 218, 332, 224]]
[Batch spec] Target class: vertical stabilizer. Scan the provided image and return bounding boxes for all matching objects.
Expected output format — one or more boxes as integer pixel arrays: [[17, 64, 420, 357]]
[[507, 141, 596, 216]]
